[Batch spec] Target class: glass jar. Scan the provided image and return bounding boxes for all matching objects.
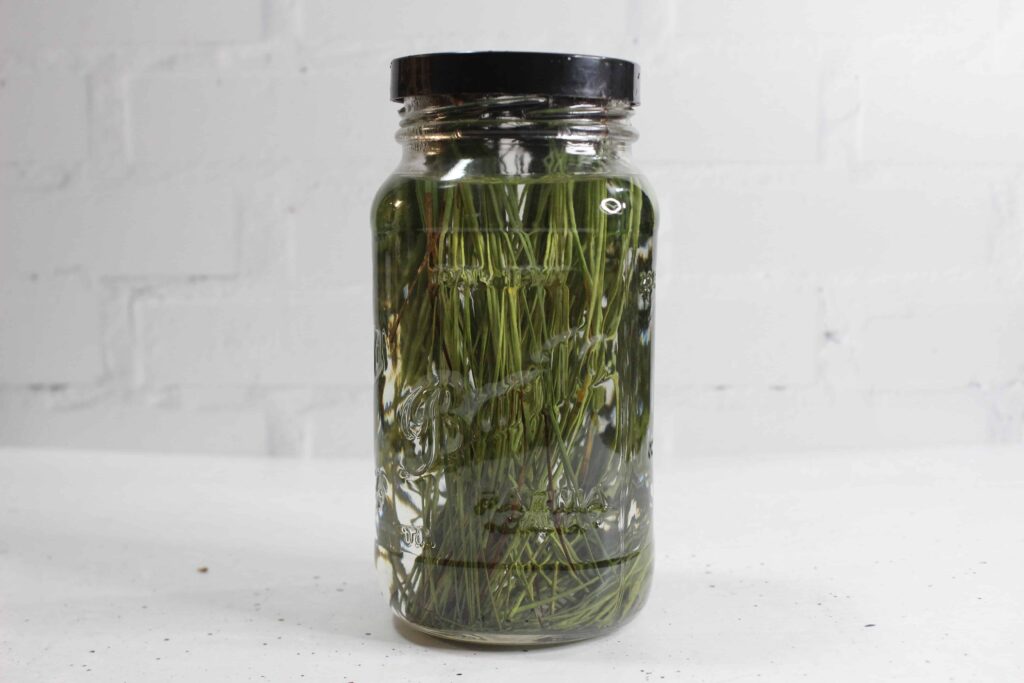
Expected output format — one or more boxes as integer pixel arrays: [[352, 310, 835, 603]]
[[372, 52, 656, 644]]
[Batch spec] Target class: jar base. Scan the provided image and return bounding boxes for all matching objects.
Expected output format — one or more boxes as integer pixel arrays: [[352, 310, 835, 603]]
[[391, 607, 640, 647]]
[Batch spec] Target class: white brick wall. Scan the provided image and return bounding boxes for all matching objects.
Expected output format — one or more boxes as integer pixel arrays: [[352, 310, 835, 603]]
[[0, 405, 267, 454], [0, 73, 89, 163], [673, 0, 1000, 36], [137, 289, 369, 386], [646, 42, 822, 163], [130, 73, 380, 162], [1, 0, 1022, 457], [0, 0, 264, 47], [289, 172, 377, 286], [1, 178, 236, 277], [668, 171, 997, 275], [659, 281, 820, 387], [835, 281, 1024, 391], [0, 280, 104, 384], [863, 71, 1024, 163]]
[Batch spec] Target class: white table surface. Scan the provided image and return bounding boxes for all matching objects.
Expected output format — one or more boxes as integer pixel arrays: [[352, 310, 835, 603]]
[[1, 446, 1022, 682]]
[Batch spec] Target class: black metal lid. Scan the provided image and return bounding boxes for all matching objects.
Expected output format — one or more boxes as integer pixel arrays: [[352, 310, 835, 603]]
[[390, 52, 640, 105]]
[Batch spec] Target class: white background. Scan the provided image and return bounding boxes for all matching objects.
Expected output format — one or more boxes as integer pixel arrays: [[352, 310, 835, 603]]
[[2, 0, 1024, 458]]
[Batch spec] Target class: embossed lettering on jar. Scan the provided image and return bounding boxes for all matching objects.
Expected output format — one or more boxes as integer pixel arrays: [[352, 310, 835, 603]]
[[372, 52, 657, 644]]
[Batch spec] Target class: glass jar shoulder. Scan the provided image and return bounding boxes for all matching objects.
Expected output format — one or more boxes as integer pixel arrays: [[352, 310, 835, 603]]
[[390, 146, 642, 180], [372, 161, 656, 235]]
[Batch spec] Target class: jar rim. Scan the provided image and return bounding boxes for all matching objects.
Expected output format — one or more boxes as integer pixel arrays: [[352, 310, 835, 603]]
[[395, 95, 638, 145]]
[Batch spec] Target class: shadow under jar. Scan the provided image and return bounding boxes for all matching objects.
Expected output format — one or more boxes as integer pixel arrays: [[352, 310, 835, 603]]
[[372, 52, 657, 645]]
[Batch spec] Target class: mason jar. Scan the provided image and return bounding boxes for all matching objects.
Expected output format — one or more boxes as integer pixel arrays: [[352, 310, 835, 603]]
[[372, 52, 657, 644]]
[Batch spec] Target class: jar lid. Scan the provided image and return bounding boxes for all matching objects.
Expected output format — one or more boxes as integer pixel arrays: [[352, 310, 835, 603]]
[[390, 52, 640, 105]]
